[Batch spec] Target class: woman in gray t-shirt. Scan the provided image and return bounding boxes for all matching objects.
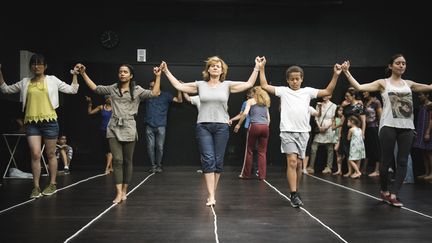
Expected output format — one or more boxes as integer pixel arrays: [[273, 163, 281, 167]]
[[160, 56, 261, 207]]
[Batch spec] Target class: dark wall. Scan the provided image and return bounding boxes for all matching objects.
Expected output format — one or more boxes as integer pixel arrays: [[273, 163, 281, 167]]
[[1, 1, 430, 172]]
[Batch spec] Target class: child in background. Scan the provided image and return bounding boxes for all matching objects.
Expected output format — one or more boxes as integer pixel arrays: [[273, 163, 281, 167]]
[[56, 135, 73, 174], [332, 105, 345, 175], [347, 116, 365, 179]]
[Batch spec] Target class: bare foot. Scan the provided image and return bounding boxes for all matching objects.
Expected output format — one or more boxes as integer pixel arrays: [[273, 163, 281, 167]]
[[350, 172, 361, 179], [368, 171, 379, 177], [343, 173, 351, 178], [112, 194, 122, 204], [332, 171, 342, 176], [206, 198, 216, 207], [238, 174, 252, 179], [122, 192, 127, 201]]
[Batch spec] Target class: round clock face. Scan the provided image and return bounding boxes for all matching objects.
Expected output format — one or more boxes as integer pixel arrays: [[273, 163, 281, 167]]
[[99, 30, 119, 49]]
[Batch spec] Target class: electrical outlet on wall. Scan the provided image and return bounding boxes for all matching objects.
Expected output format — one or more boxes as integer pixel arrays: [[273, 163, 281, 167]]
[[137, 49, 146, 62]]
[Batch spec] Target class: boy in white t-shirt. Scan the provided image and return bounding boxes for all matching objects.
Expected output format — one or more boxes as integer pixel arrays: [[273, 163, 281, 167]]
[[258, 56, 342, 207]]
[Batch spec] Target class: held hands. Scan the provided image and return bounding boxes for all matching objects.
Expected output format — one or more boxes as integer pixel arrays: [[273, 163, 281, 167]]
[[70, 65, 80, 75], [153, 66, 162, 76], [333, 63, 343, 75], [255, 56, 266, 69], [74, 63, 86, 75], [159, 61, 168, 73], [341, 61, 350, 72]]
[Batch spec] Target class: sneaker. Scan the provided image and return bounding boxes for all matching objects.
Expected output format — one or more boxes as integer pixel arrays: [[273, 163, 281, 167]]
[[380, 191, 390, 204], [30, 187, 42, 199], [388, 196, 403, 207], [322, 167, 332, 174], [42, 184, 57, 196], [290, 193, 304, 208], [155, 167, 163, 173], [64, 168, 70, 175], [306, 167, 314, 174], [148, 166, 157, 173]]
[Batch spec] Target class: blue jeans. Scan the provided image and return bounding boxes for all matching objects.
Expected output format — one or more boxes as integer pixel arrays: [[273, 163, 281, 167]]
[[196, 123, 229, 173], [145, 126, 166, 167]]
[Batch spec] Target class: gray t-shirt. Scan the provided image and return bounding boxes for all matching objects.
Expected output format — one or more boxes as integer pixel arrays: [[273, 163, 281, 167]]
[[250, 104, 269, 124], [196, 80, 231, 123]]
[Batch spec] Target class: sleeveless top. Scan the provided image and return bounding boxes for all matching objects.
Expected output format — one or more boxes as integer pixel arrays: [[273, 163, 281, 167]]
[[25, 80, 57, 123], [379, 79, 414, 131], [249, 104, 269, 124], [100, 106, 112, 131]]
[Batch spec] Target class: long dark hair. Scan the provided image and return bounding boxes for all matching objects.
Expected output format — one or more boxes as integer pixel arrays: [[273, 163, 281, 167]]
[[117, 64, 135, 101], [385, 53, 404, 75]]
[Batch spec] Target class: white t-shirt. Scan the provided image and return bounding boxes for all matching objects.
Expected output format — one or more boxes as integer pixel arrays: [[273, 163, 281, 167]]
[[275, 86, 318, 132]]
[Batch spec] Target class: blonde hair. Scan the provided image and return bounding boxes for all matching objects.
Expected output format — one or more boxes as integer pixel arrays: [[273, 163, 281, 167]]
[[252, 86, 271, 107], [202, 56, 228, 81]]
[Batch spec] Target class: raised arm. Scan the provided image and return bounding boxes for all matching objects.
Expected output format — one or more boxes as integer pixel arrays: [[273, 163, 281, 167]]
[[0, 64, 23, 94], [151, 66, 161, 97], [317, 63, 342, 97], [71, 68, 78, 87], [407, 80, 432, 93], [160, 61, 197, 93], [76, 63, 97, 91], [341, 61, 384, 92], [229, 56, 260, 93], [57, 68, 79, 94], [85, 96, 102, 115], [259, 56, 276, 95]]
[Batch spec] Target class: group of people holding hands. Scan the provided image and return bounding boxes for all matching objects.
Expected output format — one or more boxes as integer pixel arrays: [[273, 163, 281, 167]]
[[1, 52, 429, 208]]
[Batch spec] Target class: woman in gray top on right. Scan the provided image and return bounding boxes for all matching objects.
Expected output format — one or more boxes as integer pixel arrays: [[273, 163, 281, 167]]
[[160, 56, 261, 207], [341, 54, 432, 207]]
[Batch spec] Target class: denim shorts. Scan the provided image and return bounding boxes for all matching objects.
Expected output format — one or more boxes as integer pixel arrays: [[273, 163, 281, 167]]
[[25, 120, 59, 139]]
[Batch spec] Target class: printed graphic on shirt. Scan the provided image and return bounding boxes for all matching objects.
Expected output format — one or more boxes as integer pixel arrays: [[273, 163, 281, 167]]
[[389, 92, 413, 118]]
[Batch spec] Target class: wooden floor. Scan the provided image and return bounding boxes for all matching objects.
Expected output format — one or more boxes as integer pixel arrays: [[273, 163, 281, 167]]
[[0, 165, 431, 243]]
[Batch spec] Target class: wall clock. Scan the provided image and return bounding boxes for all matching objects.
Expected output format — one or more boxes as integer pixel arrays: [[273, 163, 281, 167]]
[[99, 30, 119, 49]]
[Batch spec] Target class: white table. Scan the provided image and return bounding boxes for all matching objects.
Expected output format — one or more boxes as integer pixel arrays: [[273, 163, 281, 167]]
[[2, 133, 49, 179]]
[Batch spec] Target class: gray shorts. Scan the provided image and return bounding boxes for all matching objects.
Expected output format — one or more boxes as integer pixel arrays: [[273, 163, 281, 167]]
[[280, 132, 309, 159]]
